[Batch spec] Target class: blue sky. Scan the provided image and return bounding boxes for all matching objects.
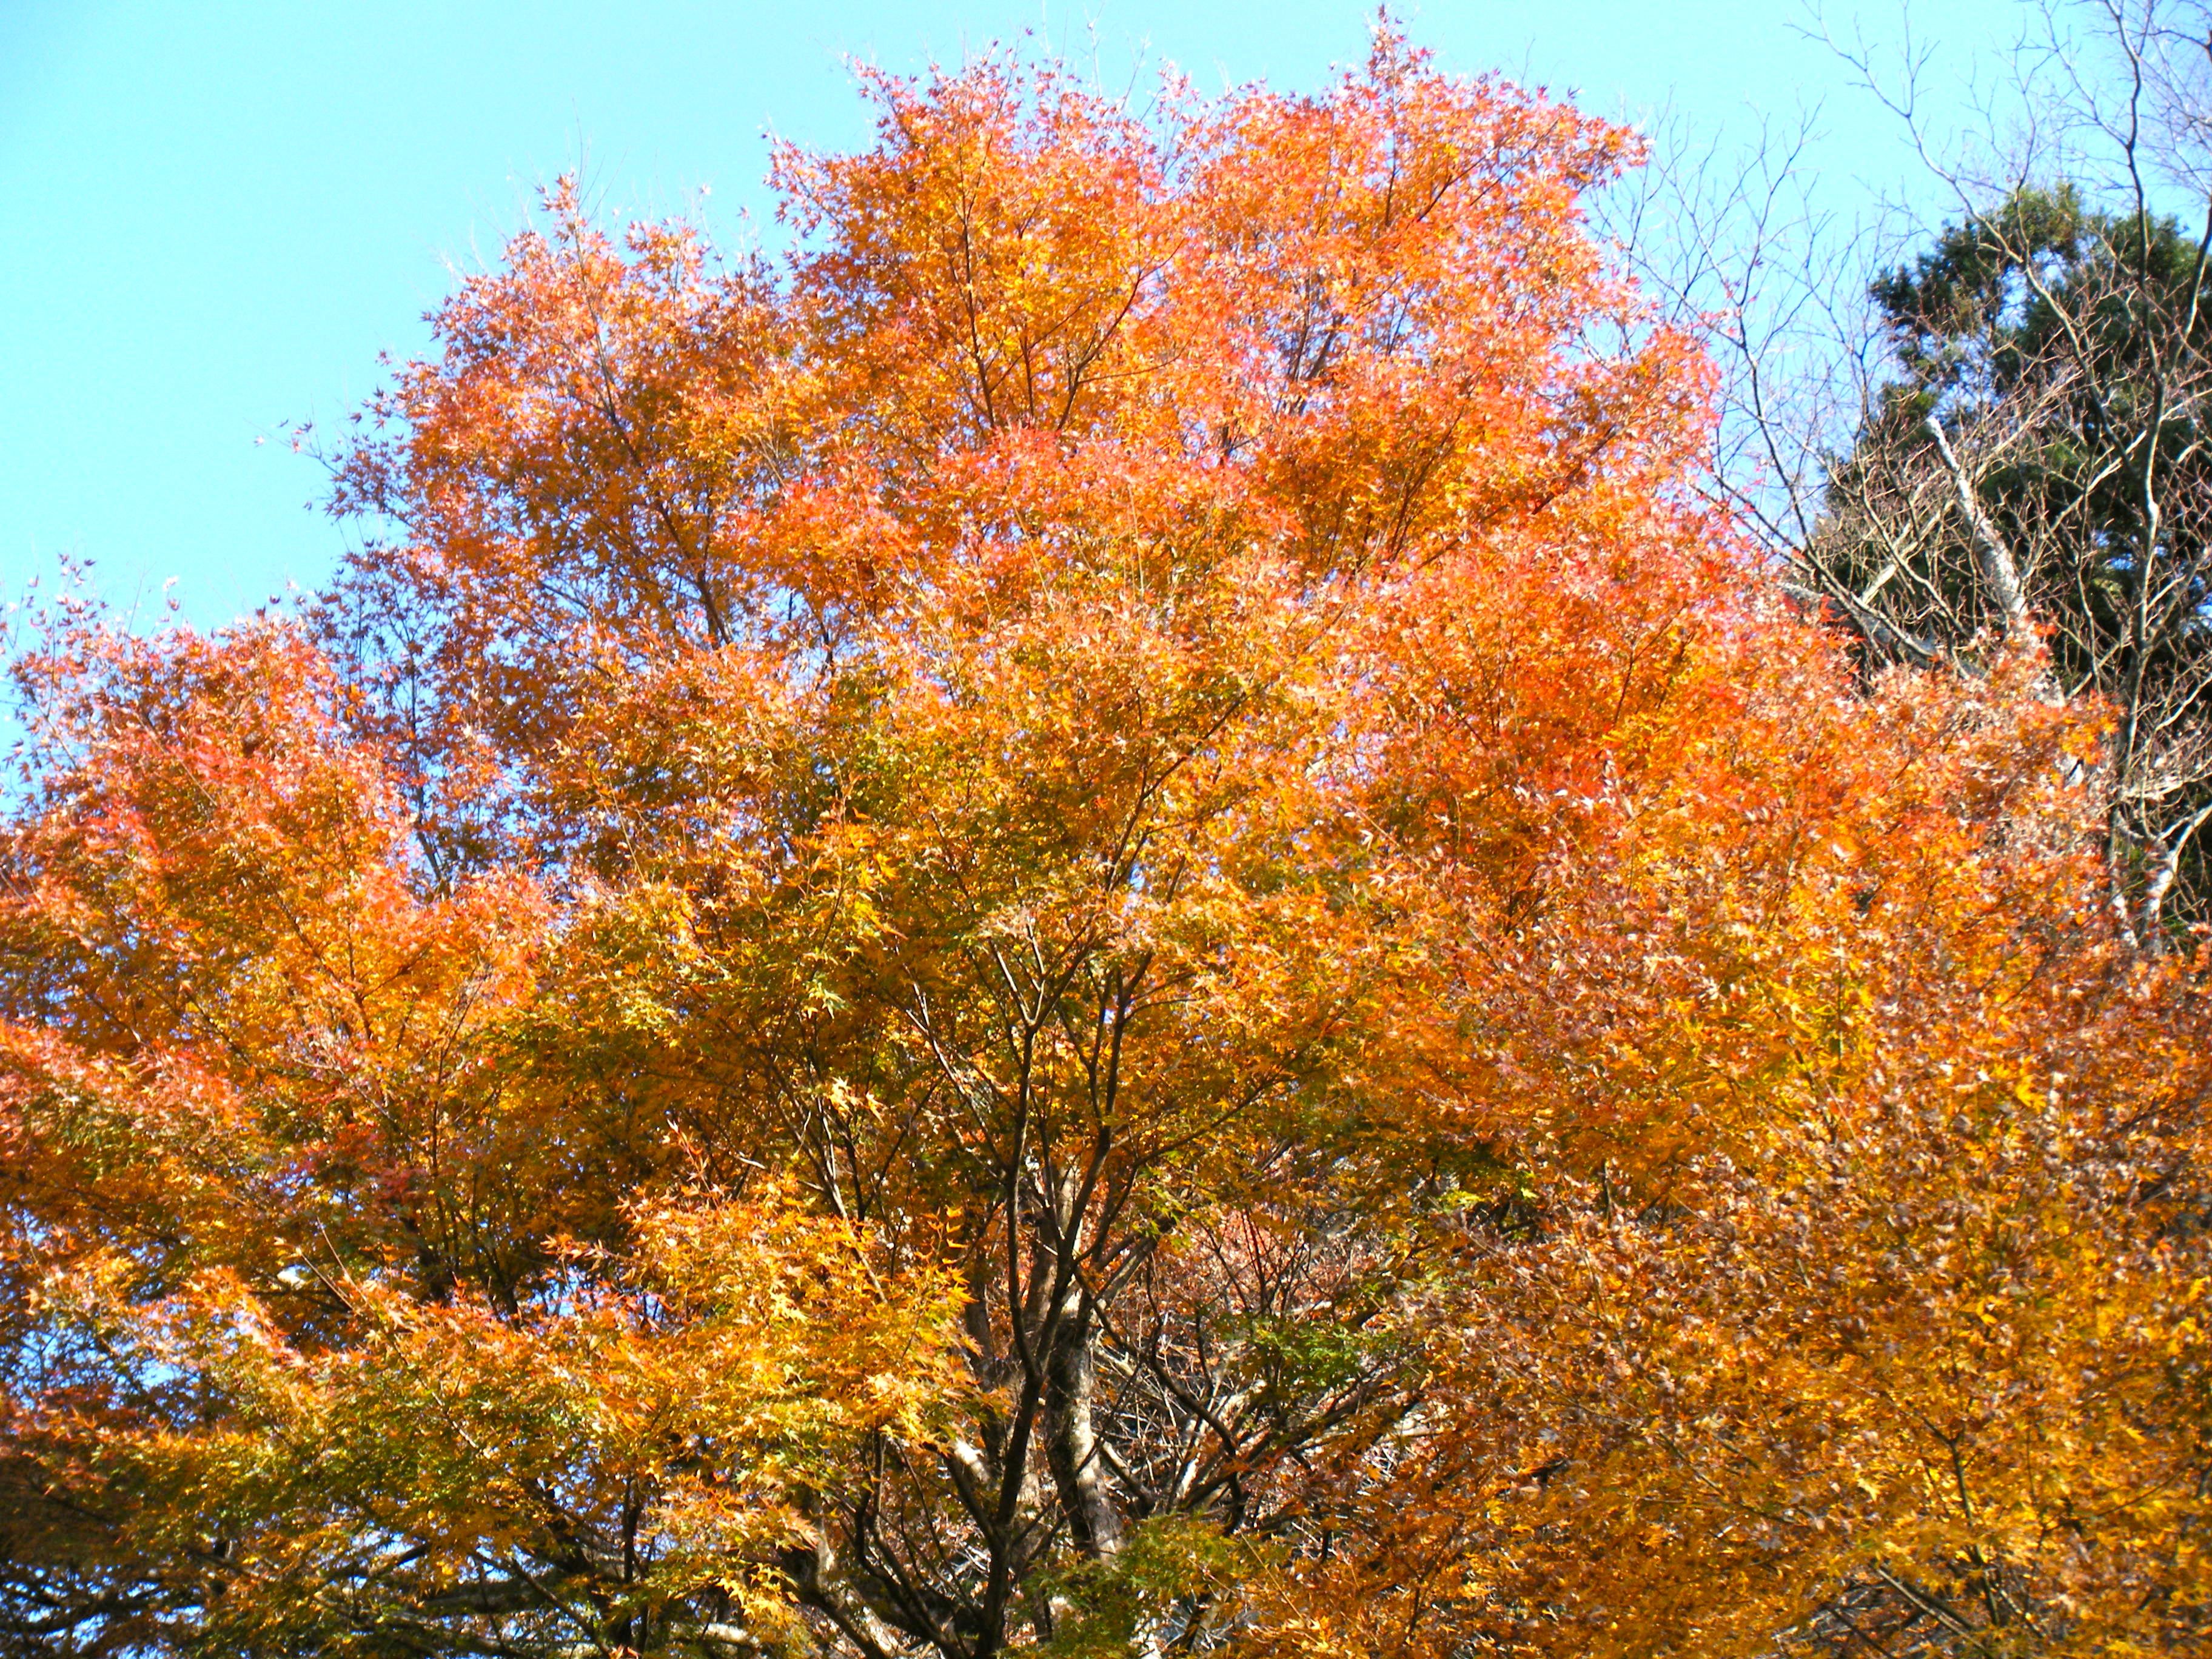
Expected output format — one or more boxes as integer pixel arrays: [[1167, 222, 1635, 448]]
[[1, 0, 2024, 629]]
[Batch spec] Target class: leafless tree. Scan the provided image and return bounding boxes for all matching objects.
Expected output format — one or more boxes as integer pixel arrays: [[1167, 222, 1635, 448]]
[[1610, 0, 2212, 947]]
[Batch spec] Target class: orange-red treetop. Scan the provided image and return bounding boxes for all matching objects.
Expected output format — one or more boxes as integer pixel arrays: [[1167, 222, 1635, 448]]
[[3, 33, 2206, 1659]]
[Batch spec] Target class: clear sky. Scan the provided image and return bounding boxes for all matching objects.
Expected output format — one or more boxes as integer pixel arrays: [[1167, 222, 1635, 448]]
[[1, 0, 2025, 629]]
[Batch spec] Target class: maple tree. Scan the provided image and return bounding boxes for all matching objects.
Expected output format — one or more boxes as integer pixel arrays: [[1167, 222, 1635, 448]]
[[4, 30, 2210, 1659]]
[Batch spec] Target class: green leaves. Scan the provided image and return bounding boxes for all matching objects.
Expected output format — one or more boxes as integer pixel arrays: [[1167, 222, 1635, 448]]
[[1030, 1517, 1267, 1658]]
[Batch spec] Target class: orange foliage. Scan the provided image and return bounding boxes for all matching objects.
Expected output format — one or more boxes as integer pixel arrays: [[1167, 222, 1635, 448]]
[[3, 28, 2207, 1659]]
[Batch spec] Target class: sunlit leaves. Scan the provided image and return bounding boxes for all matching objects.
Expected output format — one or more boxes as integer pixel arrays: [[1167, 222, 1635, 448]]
[[4, 24, 2209, 1659]]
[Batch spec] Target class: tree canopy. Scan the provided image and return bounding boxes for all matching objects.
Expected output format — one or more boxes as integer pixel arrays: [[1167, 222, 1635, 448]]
[[3, 34, 2208, 1659]]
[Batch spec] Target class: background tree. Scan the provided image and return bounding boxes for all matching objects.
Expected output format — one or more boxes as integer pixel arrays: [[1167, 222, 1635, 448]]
[[1619, 0, 2212, 944], [1825, 174, 2212, 943]]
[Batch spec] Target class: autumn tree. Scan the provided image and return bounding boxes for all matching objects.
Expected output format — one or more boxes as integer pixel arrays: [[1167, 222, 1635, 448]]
[[4, 28, 2208, 1659]]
